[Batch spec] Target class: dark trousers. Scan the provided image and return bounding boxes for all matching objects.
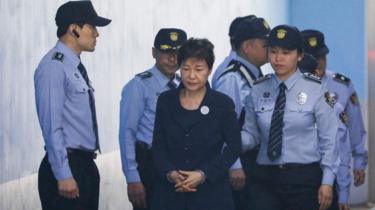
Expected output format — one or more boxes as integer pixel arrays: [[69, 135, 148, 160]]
[[38, 151, 100, 210], [133, 141, 154, 210], [232, 147, 259, 210], [252, 162, 322, 210]]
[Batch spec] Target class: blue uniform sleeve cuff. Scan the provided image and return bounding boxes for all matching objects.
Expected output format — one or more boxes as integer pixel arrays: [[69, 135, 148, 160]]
[[322, 168, 335, 186], [353, 157, 367, 170], [338, 189, 349, 204], [125, 170, 141, 184], [52, 162, 73, 181], [230, 158, 242, 170]]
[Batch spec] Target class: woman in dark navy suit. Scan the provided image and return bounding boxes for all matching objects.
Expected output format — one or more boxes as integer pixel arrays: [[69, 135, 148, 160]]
[[151, 38, 241, 210]]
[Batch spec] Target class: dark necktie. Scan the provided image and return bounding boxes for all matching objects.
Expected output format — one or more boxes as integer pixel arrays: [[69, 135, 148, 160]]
[[267, 82, 287, 161], [167, 78, 177, 89], [78, 62, 100, 153]]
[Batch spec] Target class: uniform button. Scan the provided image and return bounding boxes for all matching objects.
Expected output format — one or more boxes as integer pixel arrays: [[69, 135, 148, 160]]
[[261, 107, 265, 111], [83, 88, 86, 91], [184, 147, 188, 151]]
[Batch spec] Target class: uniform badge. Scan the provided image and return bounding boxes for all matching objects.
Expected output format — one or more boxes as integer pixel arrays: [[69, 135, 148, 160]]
[[339, 111, 349, 126], [263, 20, 270, 29], [263, 92, 271, 98], [170, 32, 178, 41], [277, 29, 287, 39], [308, 37, 318, 47], [296, 92, 307, 105], [350, 92, 359, 105], [200, 106, 210, 115], [52, 52, 64, 62], [324, 91, 337, 108], [74, 73, 80, 79]]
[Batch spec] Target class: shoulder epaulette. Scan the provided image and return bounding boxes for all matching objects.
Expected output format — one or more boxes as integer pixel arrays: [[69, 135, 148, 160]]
[[254, 74, 272, 85], [136, 71, 153, 79], [219, 60, 241, 77], [218, 60, 257, 87], [303, 72, 321, 84], [52, 52, 64, 62], [333, 73, 350, 86]]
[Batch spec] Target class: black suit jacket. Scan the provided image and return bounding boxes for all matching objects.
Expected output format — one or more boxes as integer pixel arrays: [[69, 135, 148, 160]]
[[151, 85, 241, 210]]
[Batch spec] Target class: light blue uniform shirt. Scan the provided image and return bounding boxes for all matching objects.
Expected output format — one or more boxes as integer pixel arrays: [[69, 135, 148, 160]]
[[34, 41, 97, 180], [333, 102, 351, 204], [242, 70, 339, 185], [212, 54, 262, 170], [119, 66, 178, 183], [323, 71, 368, 170], [211, 50, 237, 84]]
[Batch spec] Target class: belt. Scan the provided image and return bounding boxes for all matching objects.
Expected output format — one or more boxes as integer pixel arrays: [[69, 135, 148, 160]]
[[67, 148, 97, 159], [258, 162, 319, 170], [135, 141, 151, 150]]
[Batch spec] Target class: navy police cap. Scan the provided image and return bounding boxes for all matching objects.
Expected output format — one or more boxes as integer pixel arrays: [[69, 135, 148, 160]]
[[55, 1, 111, 27], [233, 17, 270, 46], [302, 29, 330, 57], [267, 25, 304, 50], [154, 28, 187, 51]]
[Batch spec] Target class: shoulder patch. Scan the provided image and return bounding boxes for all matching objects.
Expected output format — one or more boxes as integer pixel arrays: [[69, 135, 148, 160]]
[[339, 111, 349, 126], [254, 74, 272, 85], [52, 52, 64, 62], [350, 92, 359, 105], [333, 73, 350, 86], [136, 71, 153, 79], [303, 72, 321, 84]]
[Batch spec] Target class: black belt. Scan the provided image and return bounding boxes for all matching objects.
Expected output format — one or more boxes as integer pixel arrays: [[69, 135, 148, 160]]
[[67, 148, 97, 159], [257, 162, 319, 170]]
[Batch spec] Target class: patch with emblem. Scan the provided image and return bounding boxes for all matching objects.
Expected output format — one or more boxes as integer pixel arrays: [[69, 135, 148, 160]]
[[136, 71, 153, 79], [308, 37, 317, 47], [339, 111, 349, 126], [254, 74, 272, 85], [324, 92, 336, 108], [296, 92, 307, 105], [170, 32, 178, 41], [350, 92, 359, 105], [303, 72, 321, 84], [332, 73, 350, 86], [52, 52, 64, 62], [277, 29, 287, 39]]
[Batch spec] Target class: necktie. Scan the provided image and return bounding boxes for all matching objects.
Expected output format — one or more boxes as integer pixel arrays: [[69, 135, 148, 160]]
[[167, 78, 177, 89], [78, 62, 100, 153], [267, 82, 286, 161]]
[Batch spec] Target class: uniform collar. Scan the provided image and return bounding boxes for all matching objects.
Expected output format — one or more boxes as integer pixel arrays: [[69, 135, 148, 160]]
[[235, 55, 261, 78], [55, 41, 81, 68], [273, 69, 301, 91], [151, 65, 172, 88]]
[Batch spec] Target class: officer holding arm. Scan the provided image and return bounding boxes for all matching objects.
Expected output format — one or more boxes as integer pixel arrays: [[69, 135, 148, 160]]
[[119, 28, 187, 210]]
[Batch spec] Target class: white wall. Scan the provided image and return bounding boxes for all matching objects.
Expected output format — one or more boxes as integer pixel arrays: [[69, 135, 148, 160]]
[[0, 0, 288, 209]]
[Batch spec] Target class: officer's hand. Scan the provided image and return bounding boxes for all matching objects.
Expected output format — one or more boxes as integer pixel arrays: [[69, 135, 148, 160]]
[[229, 168, 246, 191], [318, 184, 333, 210], [339, 203, 350, 210], [353, 169, 365, 186], [57, 178, 80, 199], [127, 182, 147, 208]]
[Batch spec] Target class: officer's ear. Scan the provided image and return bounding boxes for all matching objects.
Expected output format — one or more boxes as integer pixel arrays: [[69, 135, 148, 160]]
[[69, 24, 81, 38], [297, 52, 304, 62]]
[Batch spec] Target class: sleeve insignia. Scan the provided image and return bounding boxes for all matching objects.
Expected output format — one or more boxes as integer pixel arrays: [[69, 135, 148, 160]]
[[350, 92, 359, 105], [303, 72, 321, 84], [254, 74, 272, 85], [339, 111, 349, 126], [52, 52, 64, 62], [136, 71, 153, 79], [324, 92, 335, 108], [333, 73, 350, 86]]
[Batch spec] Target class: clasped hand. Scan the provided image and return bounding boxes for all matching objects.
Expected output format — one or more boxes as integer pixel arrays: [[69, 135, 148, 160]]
[[168, 170, 205, 193]]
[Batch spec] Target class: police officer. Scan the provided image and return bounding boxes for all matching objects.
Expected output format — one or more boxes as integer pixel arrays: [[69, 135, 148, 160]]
[[211, 14, 256, 83], [302, 29, 368, 210], [299, 52, 353, 210], [241, 25, 339, 210], [212, 17, 270, 210], [34, 1, 111, 210], [119, 28, 187, 210]]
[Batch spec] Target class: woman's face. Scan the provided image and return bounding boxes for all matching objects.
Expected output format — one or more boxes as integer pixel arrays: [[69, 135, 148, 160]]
[[180, 57, 211, 92], [268, 46, 303, 80]]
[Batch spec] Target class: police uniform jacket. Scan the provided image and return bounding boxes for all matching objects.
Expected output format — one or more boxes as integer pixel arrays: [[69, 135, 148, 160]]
[[151, 84, 241, 210]]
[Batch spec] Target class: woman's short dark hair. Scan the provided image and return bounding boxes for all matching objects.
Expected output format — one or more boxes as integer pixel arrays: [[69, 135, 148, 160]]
[[178, 38, 215, 69]]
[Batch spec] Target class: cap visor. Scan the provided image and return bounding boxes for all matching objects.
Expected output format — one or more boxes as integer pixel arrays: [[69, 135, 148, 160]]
[[89, 16, 111, 27]]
